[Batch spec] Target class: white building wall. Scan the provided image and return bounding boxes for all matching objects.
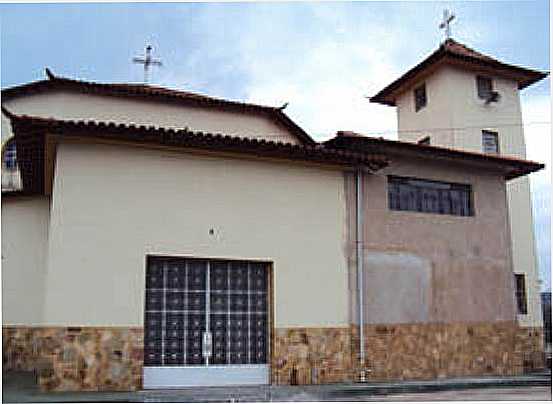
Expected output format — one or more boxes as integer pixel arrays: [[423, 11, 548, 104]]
[[397, 64, 542, 327], [1, 196, 50, 325], [43, 140, 349, 328]]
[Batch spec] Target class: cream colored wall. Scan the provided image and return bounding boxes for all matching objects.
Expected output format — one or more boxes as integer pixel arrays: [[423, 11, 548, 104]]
[[396, 64, 542, 327], [2, 196, 50, 325], [43, 140, 349, 328], [508, 176, 543, 326], [1, 90, 300, 145], [396, 65, 525, 153], [396, 67, 457, 146]]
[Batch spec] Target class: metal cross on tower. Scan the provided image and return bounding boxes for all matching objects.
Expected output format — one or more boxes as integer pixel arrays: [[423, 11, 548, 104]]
[[439, 9, 456, 41], [133, 45, 162, 83]]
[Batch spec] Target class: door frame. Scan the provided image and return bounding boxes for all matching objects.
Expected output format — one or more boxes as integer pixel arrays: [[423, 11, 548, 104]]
[[142, 254, 275, 388]]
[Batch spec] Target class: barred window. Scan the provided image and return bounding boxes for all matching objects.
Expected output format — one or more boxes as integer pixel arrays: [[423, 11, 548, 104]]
[[414, 84, 427, 112], [482, 130, 499, 154], [388, 176, 473, 216], [515, 274, 528, 315]]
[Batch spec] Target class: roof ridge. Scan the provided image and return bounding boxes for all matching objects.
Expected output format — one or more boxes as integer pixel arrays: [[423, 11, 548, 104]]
[[41, 68, 280, 111], [2, 69, 316, 145], [370, 39, 548, 106]]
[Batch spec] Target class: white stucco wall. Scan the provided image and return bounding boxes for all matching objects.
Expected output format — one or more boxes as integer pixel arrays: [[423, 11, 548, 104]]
[[396, 64, 542, 327], [43, 140, 349, 328], [1, 90, 301, 145], [1, 196, 50, 325]]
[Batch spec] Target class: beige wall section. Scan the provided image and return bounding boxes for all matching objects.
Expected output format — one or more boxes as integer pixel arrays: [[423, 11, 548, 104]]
[[396, 64, 542, 328], [43, 140, 348, 327], [1, 90, 301, 144], [396, 65, 525, 154], [345, 157, 517, 325], [2, 196, 50, 325], [396, 67, 457, 146], [509, 176, 543, 326]]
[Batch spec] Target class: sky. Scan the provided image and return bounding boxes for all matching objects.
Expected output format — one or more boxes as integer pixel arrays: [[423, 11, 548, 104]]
[[0, 1, 550, 290]]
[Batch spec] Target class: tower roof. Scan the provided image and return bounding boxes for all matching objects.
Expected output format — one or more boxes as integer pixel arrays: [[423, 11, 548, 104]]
[[370, 39, 548, 106]]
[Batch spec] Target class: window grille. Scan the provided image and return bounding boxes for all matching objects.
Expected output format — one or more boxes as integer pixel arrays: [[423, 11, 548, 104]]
[[388, 175, 473, 216]]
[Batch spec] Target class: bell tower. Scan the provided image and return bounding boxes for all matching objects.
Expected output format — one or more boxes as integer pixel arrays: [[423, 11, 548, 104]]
[[370, 38, 548, 329]]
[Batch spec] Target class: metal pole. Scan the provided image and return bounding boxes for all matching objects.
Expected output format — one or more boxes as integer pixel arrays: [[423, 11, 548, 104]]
[[356, 168, 366, 381]]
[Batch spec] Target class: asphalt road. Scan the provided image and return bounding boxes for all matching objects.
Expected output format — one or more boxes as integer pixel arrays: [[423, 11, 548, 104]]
[[329, 386, 552, 402], [3, 371, 551, 403]]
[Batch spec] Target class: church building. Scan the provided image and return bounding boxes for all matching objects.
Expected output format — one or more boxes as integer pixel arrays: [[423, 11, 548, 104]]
[[1, 38, 547, 391]]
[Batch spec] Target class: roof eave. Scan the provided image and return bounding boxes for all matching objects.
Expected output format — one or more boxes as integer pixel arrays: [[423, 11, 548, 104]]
[[326, 133, 545, 180], [369, 48, 548, 107], [3, 111, 389, 196]]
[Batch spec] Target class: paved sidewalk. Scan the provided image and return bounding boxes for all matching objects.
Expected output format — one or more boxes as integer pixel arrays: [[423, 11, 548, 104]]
[[2, 371, 551, 403]]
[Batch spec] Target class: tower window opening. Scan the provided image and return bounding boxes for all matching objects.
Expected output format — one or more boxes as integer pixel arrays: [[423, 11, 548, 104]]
[[414, 84, 427, 112], [476, 76, 494, 100], [482, 130, 499, 154], [515, 274, 528, 315]]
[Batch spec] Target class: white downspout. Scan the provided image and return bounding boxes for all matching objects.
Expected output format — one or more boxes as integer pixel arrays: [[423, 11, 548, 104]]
[[356, 168, 366, 382]]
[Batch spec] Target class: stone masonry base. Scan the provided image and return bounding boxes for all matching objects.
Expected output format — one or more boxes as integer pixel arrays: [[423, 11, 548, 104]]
[[2, 327, 143, 391], [3, 322, 544, 391], [351, 321, 544, 382]]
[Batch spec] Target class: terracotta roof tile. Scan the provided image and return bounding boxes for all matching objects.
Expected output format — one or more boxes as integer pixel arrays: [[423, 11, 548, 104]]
[[2, 109, 388, 195], [370, 39, 548, 106], [327, 130, 544, 180], [442, 39, 497, 62], [2, 69, 315, 145]]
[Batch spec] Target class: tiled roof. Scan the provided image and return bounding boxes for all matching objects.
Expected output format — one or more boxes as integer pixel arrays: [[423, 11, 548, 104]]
[[326, 131, 544, 180], [1, 69, 315, 145], [441, 39, 497, 63], [370, 38, 548, 106], [1, 109, 389, 195]]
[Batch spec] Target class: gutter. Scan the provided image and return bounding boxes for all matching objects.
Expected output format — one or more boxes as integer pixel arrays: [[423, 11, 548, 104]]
[[356, 168, 366, 381]]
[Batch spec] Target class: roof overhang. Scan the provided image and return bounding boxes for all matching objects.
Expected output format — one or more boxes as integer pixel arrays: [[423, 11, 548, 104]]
[[370, 40, 549, 106], [2, 109, 389, 196], [326, 131, 544, 180]]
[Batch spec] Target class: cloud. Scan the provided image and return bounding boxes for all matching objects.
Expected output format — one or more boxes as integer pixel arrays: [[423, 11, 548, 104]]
[[245, 39, 399, 140], [230, 4, 412, 140]]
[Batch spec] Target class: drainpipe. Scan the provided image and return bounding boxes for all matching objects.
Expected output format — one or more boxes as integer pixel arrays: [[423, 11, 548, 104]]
[[356, 168, 366, 382]]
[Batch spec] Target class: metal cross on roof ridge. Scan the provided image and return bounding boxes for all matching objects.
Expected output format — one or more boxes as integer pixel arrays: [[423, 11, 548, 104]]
[[133, 45, 163, 84], [439, 9, 456, 41]]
